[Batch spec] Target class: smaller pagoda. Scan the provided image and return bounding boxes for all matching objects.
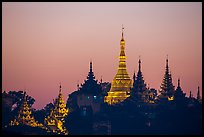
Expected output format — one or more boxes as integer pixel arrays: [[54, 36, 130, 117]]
[[159, 57, 175, 101], [10, 92, 43, 127], [78, 61, 102, 95], [174, 78, 186, 100], [196, 86, 201, 102], [131, 57, 149, 102], [44, 84, 69, 135]]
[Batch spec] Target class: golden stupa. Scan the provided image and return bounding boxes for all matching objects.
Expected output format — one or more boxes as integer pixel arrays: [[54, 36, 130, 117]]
[[104, 26, 132, 105]]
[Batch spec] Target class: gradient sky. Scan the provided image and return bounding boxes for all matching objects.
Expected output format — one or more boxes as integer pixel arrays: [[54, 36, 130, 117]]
[[2, 2, 202, 109]]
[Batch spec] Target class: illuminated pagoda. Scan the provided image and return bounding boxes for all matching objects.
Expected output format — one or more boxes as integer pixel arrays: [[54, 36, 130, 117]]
[[174, 78, 186, 100], [10, 92, 43, 128], [159, 56, 175, 101], [104, 26, 132, 105], [44, 84, 69, 135]]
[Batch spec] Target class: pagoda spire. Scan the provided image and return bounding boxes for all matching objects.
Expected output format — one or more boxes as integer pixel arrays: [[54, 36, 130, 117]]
[[78, 61, 101, 94], [86, 61, 95, 81], [44, 85, 69, 135], [159, 56, 175, 100], [139, 56, 141, 72], [132, 57, 147, 96], [176, 78, 181, 91], [90, 61, 93, 73], [10, 91, 42, 127], [23, 91, 26, 101], [133, 70, 136, 81], [59, 83, 62, 94], [166, 54, 169, 70], [174, 78, 186, 100], [189, 91, 192, 98], [197, 86, 201, 100], [129, 57, 154, 103], [121, 24, 124, 41], [100, 76, 103, 84], [120, 25, 126, 57], [77, 80, 79, 90], [178, 78, 180, 87], [105, 26, 132, 105]]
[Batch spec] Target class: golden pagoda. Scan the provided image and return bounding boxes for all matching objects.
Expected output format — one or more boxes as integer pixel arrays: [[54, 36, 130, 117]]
[[44, 84, 69, 135], [104, 26, 132, 105], [10, 92, 43, 128]]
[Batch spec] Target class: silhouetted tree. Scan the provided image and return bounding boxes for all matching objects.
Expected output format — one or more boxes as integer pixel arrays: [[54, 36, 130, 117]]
[[32, 102, 54, 124]]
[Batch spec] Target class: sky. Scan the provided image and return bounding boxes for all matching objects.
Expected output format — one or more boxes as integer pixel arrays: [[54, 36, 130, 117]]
[[2, 2, 202, 109]]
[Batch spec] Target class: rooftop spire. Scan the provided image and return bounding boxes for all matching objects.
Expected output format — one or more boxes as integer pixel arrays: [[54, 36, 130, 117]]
[[139, 56, 141, 72], [166, 54, 169, 69], [90, 61, 92, 73], [121, 24, 124, 40], [59, 83, 62, 94], [86, 61, 96, 81], [189, 91, 192, 98], [120, 25, 125, 56], [100, 76, 103, 84], [77, 80, 79, 90], [178, 78, 180, 87], [132, 55, 147, 96], [174, 78, 186, 99], [197, 86, 201, 100], [24, 91, 26, 101]]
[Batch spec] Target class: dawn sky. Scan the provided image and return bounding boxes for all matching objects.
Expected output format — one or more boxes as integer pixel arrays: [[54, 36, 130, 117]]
[[2, 2, 202, 109]]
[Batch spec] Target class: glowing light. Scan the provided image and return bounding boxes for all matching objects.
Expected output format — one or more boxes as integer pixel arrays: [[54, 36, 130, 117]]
[[105, 29, 133, 105], [168, 96, 174, 101]]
